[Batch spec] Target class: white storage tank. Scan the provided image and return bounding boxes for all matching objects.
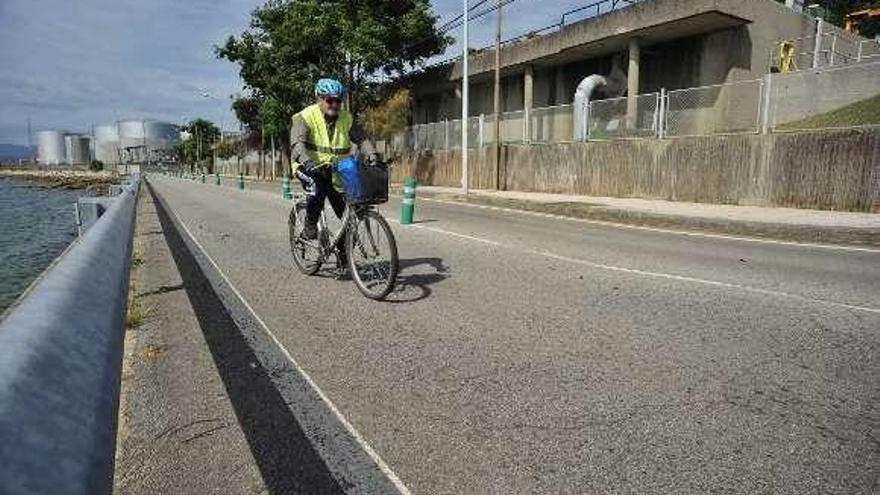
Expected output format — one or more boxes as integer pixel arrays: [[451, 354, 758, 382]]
[[64, 134, 91, 165], [37, 130, 66, 165], [94, 125, 119, 164], [118, 120, 146, 150], [144, 121, 179, 145]]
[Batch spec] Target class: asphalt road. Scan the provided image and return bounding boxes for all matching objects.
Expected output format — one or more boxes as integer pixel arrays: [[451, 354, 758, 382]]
[[147, 175, 880, 494]]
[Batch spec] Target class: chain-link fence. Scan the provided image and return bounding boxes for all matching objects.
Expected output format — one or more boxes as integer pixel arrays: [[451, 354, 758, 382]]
[[588, 93, 659, 140], [530, 104, 573, 143], [408, 121, 445, 150], [857, 39, 880, 63], [769, 60, 880, 132], [448, 117, 482, 149], [770, 31, 864, 72], [666, 79, 763, 137], [397, 60, 879, 151]]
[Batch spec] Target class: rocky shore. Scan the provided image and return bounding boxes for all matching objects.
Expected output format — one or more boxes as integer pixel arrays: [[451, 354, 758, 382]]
[[0, 169, 118, 192]]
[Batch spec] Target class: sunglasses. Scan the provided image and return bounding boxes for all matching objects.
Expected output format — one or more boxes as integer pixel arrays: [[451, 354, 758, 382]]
[[321, 96, 342, 105]]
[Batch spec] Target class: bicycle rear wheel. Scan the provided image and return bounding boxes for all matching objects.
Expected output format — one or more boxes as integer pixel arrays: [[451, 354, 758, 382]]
[[288, 201, 322, 275], [346, 208, 398, 300]]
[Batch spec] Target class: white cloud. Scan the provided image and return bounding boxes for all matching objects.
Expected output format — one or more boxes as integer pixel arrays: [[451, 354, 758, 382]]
[[0, 0, 259, 144], [0, 0, 591, 144]]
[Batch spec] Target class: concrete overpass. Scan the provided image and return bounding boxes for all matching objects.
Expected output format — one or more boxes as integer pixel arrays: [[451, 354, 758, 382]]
[[409, 0, 828, 123]]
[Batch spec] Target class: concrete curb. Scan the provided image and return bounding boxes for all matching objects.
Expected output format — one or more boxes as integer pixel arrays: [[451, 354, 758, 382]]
[[401, 188, 880, 247]]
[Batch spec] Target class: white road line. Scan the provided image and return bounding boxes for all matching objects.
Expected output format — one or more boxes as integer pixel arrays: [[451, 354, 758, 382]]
[[412, 196, 880, 254], [157, 185, 412, 495], [388, 219, 501, 246], [394, 215, 880, 315], [530, 249, 880, 315]]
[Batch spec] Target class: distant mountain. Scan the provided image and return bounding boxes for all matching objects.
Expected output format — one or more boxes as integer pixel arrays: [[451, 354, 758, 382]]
[[0, 144, 34, 160]]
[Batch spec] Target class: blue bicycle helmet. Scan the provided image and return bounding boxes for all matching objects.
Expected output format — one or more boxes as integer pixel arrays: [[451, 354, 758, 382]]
[[315, 78, 345, 98]]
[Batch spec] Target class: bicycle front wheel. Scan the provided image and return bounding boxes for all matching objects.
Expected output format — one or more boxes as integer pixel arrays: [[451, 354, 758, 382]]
[[346, 209, 399, 300], [289, 201, 322, 275]]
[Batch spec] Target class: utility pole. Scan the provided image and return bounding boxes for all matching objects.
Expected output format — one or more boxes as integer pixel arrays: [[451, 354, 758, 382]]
[[493, 0, 502, 190], [461, 0, 470, 194]]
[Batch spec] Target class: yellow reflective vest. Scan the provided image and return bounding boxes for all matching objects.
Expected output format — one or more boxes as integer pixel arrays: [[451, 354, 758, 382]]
[[294, 104, 352, 170]]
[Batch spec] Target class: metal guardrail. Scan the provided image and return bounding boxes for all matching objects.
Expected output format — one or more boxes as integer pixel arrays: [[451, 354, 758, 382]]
[[0, 174, 140, 495]]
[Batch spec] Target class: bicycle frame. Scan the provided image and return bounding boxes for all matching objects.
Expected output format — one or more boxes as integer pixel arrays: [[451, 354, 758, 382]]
[[295, 192, 376, 264]]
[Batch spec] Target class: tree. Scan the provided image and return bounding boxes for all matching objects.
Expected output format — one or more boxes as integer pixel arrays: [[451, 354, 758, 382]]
[[215, 139, 237, 161], [180, 118, 220, 172], [216, 0, 450, 157], [774, 0, 880, 36], [362, 89, 410, 146], [231, 96, 263, 148]]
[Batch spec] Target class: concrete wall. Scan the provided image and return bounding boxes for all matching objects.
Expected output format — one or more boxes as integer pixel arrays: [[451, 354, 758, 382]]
[[770, 61, 880, 126], [393, 128, 880, 212]]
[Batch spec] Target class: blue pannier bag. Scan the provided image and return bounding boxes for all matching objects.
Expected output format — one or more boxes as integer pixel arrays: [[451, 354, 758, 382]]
[[336, 156, 389, 204]]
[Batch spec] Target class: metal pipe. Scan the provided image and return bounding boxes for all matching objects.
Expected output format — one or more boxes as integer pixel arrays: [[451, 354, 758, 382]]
[[573, 75, 607, 140]]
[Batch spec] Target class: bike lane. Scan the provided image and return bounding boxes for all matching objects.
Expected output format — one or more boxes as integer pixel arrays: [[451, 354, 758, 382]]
[[146, 174, 880, 494]]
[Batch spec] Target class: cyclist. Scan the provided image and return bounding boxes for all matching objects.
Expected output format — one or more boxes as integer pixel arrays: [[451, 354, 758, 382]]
[[290, 78, 380, 243]]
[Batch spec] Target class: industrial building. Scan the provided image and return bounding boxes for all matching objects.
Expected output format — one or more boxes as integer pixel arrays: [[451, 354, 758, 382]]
[[37, 120, 179, 166], [406, 0, 872, 140]]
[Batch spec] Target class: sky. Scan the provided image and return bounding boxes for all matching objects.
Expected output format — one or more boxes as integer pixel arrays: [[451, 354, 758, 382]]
[[0, 0, 594, 145]]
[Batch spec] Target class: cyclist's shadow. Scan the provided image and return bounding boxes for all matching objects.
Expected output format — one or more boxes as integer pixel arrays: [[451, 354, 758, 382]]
[[386, 257, 449, 303]]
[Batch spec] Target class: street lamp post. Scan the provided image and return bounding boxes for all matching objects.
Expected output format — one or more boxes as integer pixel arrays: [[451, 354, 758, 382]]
[[461, 0, 470, 195]]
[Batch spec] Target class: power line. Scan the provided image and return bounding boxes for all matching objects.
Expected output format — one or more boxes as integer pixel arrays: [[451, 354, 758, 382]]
[[439, 0, 516, 34], [436, 0, 492, 33]]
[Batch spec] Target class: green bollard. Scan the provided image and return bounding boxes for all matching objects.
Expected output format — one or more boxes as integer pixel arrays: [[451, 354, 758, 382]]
[[282, 172, 292, 199], [237, 172, 245, 190], [401, 177, 417, 224], [214, 172, 220, 186]]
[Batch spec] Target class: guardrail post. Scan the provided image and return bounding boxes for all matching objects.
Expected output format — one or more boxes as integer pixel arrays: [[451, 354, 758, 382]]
[[478, 114, 485, 148]]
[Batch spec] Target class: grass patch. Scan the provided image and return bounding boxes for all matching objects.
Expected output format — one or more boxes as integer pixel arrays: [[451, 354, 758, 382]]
[[126, 297, 146, 329], [131, 247, 144, 267], [140, 343, 165, 359], [778, 93, 880, 130]]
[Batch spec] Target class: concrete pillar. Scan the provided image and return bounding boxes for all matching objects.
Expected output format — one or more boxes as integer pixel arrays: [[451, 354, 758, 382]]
[[626, 38, 640, 130], [555, 67, 567, 105], [524, 65, 534, 143]]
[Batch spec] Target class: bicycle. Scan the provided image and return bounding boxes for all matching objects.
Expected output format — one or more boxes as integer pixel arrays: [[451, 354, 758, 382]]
[[288, 164, 399, 300]]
